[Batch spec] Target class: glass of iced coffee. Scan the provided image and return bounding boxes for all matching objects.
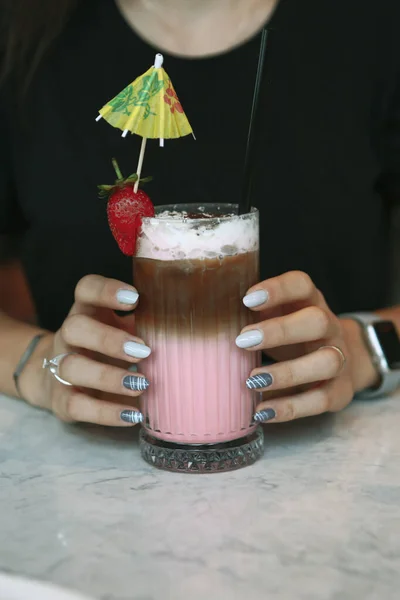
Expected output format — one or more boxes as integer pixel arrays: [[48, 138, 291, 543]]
[[133, 203, 263, 473]]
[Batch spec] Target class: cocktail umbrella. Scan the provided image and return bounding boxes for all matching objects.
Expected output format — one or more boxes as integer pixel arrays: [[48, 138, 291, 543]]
[[96, 54, 193, 192]]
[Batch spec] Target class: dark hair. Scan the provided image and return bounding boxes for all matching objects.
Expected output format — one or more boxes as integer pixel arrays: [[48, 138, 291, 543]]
[[1, 0, 79, 88]]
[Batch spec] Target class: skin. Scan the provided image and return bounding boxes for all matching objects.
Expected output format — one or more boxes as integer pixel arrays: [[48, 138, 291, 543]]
[[14, 271, 381, 427], [1, 0, 397, 425], [115, 0, 279, 57], [15, 275, 149, 426], [239, 271, 379, 422]]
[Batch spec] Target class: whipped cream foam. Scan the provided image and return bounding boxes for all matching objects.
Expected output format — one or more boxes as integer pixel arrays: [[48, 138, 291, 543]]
[[136, 210, 259, 261]]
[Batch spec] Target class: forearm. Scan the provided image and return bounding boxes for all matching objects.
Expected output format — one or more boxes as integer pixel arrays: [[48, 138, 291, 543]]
[[0, 309, 52, 402]]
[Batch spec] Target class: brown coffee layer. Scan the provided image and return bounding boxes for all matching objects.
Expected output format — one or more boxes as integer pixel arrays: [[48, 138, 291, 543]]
[[133, 251, 259, 336]]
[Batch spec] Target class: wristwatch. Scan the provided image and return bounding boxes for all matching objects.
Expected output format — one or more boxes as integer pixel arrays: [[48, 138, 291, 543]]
[[340, 312, 400, 398]]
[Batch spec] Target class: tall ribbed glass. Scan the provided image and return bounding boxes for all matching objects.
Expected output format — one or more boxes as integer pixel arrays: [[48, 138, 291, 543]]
[[133, 204, 264, 472]]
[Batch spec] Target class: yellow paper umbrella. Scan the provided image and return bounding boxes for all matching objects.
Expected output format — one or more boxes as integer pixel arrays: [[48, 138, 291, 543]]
[[96, 54, 193, 191]]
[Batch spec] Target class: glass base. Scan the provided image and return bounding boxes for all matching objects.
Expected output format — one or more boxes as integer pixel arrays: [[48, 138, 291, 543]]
[[140, 427, 264, 473]]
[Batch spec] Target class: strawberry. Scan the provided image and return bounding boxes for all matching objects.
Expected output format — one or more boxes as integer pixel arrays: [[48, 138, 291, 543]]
[[99, 158, 154, 256]]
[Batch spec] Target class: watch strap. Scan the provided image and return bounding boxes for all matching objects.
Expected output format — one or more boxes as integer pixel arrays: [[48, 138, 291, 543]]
[[340, 312, 382, 326]]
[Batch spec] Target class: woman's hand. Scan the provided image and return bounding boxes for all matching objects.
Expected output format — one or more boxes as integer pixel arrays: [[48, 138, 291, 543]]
[[237, 271, 380, 423], [22, 275, 150, 427]]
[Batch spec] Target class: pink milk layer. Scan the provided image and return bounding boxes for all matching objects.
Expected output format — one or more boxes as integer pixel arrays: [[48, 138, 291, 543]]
[[140, 332, 259, 444]]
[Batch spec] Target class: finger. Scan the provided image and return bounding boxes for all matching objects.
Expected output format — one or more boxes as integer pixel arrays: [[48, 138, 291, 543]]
[[243, 271, 321, 311], [55, 391, 143, 427], [61, 314, 151, 362], [236, 306, 338, 350], [58, 353, 150, 396], [246, 346, 347, 391], [70, 275, 139, 317], [253, 377, 354, 423]]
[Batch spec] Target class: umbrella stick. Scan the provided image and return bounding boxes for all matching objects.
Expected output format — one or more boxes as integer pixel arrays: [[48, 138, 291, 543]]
[[134, 138, 148, 193]]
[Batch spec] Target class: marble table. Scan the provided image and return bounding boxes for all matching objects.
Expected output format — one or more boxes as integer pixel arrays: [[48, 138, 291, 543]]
[[1, 392, 400, 600]]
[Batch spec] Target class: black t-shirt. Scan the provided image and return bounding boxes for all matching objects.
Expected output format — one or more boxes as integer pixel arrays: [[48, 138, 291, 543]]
[[1, 0, 400, 332]]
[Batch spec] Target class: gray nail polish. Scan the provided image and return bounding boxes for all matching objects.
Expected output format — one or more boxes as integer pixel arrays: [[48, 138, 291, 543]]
[[123, 375, 150, 392], [120, 410, 144, 424], [243, 290, 268, 308], [235, 329, 264, 349], [124, 341, 152, 359], [117, 289, 139, 305], [253, 409, 276, 423], [246, 373, 273, 390]]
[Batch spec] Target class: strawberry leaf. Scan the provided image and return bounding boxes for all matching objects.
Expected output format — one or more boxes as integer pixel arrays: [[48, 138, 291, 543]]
[[126, 173, 139, 182], [98, 159, 153, 200]]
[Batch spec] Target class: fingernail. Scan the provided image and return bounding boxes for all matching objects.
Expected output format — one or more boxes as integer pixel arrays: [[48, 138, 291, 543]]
[[253, 409, 276, 423], [123, 375, 150, 392], [117, 289, 139, 305], [124, 341, 152, 359], [246, 373, 273, 390], [120, 410, 144, 424], [243, 290, 268, 308], [235, 330, 264, 349]]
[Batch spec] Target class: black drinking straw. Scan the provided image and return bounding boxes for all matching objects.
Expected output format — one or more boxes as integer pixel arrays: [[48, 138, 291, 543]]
[[239, 27, 269, 215]]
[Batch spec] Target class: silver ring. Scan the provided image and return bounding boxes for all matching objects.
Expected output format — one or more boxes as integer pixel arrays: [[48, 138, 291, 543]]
[[319, 345, 347, 373], [42, 353, 76, 386]]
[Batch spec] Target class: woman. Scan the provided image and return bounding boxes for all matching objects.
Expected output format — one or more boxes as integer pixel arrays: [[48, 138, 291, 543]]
[[0, 0, 399, 426]]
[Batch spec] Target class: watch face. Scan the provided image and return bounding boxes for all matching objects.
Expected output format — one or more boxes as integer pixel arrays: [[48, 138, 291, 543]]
[[373, 321, 400, 369]]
